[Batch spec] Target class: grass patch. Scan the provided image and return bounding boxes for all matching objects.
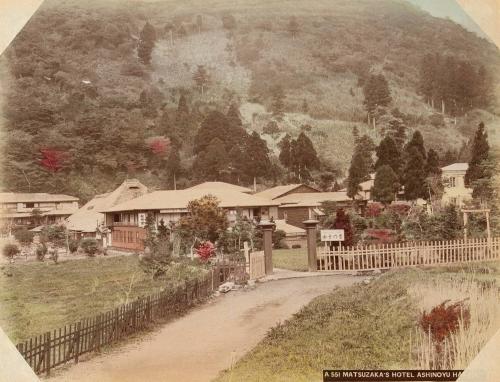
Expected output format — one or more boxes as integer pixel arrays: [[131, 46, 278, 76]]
[[0, 255, 206, 343], [215, 262, 500, 382], [273, 248, 309, 272]]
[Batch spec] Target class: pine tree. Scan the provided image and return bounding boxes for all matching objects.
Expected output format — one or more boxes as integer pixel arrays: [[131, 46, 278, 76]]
[[403, 146, 427, 201], [244, 132, 271, 181], [372, 165, 399, 205], [194, 137, 230, 181], [387, 117, 406, 147], [375, 136, 401, 179]]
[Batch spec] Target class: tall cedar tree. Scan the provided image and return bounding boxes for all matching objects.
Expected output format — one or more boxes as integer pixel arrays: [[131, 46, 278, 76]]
[[406, 131, 426, 161], [465, 122, 492, 201], [387, 117, 406, 147], [426, 149, 441, 175], [138, 22, 157, 65], [194, 111, 244, 153], [177, 94, 189, 115], [465, 122, 489, 186], [278, 134, 293, 170], [347, 142, 371, 200], [357, 135, 376, 171], [271, 85, 286, 120], [375, 136, 401, 179], [292, 132, 320, 181], [193, 137, 230, 181], [403, 146, 427, 200], [244, 132, 271, 181], [363, 74, 391, 124], [372, 165, 399, 204]]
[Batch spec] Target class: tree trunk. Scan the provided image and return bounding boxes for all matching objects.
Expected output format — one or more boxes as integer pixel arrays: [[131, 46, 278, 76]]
[[169, 30, 173, 46], [441, 99, 445, 115]]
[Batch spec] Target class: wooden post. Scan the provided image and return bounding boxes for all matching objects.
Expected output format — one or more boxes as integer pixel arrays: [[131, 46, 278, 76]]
[[259, 220, 275, 275], [486, 210, 491, 242], [463, 211, 468, 241], [74, 322, 81, 364], [303, 219, 319, 272], [45, 331, 51, 376]]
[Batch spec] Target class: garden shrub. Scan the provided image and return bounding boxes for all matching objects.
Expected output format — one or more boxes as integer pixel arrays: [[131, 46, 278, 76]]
[[291, 244, 301, 249], [35, 244, 47, 261], [273, 229, 287, 249], [80, 238, 99, 257], [68, 239, 79, 253], [2, 244, 20, 260], [14, 229, 34, 246], [196, 241, 216, 262]]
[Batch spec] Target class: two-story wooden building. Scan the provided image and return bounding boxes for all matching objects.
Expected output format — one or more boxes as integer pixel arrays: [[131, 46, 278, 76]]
[[441, 163, 473, 207], [101, 187, 279, 251], [0, 193, 79, 233]]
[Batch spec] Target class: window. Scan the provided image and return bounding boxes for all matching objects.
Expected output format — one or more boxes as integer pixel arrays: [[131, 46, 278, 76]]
[[113, 214, 120, 223], [449, 177, 456, 187], [26, 203, 34, 208]]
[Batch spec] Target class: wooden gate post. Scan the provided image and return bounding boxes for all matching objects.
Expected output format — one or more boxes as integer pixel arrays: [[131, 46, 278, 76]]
[[259, 220, 275, 275], [303, 220, 319, 272]]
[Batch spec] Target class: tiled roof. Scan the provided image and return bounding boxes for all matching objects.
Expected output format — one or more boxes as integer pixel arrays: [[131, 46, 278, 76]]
[[67, 179, 148, 232], [0, 193, 78, 203], [102, 188, 279, 213], [254, 184, 319, 200], [274, 192, 352, 207], [441, 163, 469, 172], [187, 182, 253, 193]]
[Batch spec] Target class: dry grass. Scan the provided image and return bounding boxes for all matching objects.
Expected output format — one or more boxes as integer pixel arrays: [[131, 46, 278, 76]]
[[409, 273, 500, 369]]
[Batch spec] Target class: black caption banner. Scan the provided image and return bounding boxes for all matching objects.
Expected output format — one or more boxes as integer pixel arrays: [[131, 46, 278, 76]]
[[323, 370, 464, 382]]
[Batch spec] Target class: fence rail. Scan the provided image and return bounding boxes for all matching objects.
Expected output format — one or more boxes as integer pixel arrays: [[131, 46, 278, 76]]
[[317, 237, 500, 271], [16, 260, 247, 376]]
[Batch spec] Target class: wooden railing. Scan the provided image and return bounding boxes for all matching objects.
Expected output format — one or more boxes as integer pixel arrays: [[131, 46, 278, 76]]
[[317, 237, 500, 271], [16, 260, 248, 376]]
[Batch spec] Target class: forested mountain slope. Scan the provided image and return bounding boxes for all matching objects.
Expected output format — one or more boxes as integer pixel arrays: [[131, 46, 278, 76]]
[[0, 0, 498, 201]]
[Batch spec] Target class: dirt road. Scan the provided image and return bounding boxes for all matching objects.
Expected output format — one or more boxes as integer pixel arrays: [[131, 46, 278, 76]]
[[47, 275, 357, 382]]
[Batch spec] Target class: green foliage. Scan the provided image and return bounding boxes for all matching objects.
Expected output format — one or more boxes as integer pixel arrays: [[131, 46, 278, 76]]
[[375, 136, 402, 179], [403, 146, 427, 201], [372, 165, 399, 205], [346, 135, 374, 199], [279, 133, 320, 181], [40, 225, 66, 248], [3, 244, 20, 260], [270, 85, 286, 120], [80, 238, 99, 257], [68, 239, 79, 253], [14, 229, 34, 246], [419, 53, 492, 116], [465, 122, 491, 201], [363, 73, 391, 121], [138, 22, 157, 65], [177, 195, 229, 247]]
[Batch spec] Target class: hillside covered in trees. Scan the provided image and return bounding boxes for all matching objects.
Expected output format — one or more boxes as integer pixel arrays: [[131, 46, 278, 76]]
[[0, 0, 499, 200]]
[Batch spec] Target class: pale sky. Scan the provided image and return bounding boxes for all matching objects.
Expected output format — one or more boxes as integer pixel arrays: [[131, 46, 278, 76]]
[[0, 0, 499, 54]]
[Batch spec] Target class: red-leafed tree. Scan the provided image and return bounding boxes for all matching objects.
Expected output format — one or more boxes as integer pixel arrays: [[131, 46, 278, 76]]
[[39, 148, 68, 173], [196, 241, 216, 262], [146, 136, 171, 157]]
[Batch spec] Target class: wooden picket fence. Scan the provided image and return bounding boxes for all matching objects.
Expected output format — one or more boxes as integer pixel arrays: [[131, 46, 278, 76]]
[[317, 237, 500, 271], [16, 261, 247, 376], [249, 251, 266, 280]]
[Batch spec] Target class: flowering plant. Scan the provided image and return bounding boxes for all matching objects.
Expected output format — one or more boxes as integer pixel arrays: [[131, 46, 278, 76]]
[[196, 241, 216, 261]]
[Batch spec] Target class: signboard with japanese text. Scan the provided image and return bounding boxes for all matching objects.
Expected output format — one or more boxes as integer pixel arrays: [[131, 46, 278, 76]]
[[320, 229, 345, 242]]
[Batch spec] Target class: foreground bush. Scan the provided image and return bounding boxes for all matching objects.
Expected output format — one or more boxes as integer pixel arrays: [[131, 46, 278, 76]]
[[3, 244, 20, 260], [80, 238, 99, 257], [35, 244, 47, 261]]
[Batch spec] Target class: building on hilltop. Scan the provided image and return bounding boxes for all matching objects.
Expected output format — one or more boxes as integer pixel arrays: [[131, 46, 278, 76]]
[[0, 193, 79, 234], [441, 163, 473, 207], [66, 179, 148, 244]]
